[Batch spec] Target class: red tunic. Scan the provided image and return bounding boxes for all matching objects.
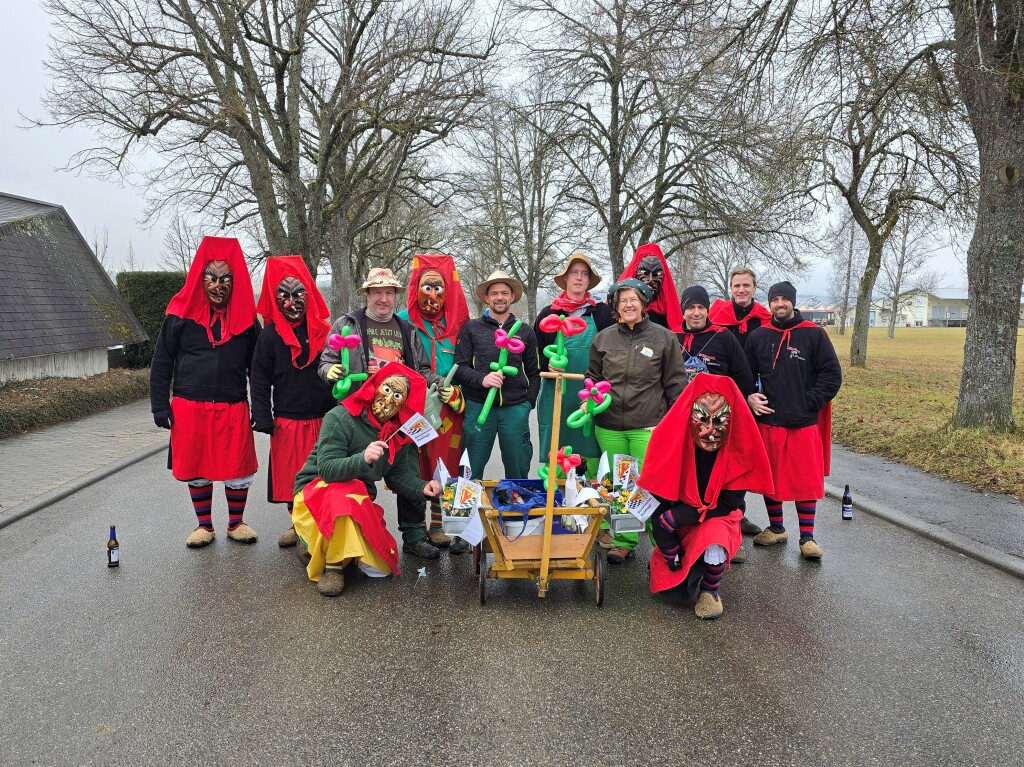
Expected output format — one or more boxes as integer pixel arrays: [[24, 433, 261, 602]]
[[169, 398, 257, 481], [269, 416, 323, 502]]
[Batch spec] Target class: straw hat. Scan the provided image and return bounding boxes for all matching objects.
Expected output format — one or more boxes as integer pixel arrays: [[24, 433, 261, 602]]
[[475, 270, 524, 304], [554, 253, 601, 291], [359, 267, 405, 292]]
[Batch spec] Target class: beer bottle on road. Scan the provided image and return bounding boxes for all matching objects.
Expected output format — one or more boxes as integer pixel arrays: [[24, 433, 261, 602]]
[[841, 485, 853, 521], [107, 525, 120, 567]]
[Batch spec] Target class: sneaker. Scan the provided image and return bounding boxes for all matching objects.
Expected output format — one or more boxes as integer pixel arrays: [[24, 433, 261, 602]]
[[596, 530, 615, 550], [185, 527, 215, 548], [752, 527, 789, 546], [227, 522, 258, 544], [402, 539, 441, 559], [317, 569, 345, 596], [449, 537, 471, 555], [694, 590, 724, 620], [740, 516, 763, 536], [427, 529, 452, 547], [731, 544, 748, 563], [799, 537, 824, 561], [607, 547, 635, 564], [277, 526, 298, 548]]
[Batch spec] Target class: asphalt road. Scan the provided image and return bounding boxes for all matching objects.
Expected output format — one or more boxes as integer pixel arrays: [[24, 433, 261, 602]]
[[2, 440, 1024, 767]]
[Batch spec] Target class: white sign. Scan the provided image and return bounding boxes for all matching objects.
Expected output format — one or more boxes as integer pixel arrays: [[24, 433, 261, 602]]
[[453, 477, 484, 509], [456, 507, 485, 546], [459, 449, 472, 479], [399, 413, 439, 447], [625, 484, 660, 522], [596, 453, 610, 482], [612, 454, 638, 488]]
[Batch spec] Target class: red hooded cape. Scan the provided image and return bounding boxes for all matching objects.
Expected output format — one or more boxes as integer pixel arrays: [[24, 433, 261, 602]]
[[708, 298, 772, 335], [165, 236, 256, 346], [256, 255, 331, 369], [617, 243, 684, 332], [404, 254, 471, 359], [343, 361, 428, 464]]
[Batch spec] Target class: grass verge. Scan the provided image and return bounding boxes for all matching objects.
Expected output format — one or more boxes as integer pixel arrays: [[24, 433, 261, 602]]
[[0, 369, 149, 440], [830, 327, 1024, 500]]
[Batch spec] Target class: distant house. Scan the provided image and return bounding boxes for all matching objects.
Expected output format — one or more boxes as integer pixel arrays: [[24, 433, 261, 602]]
[[795, 297, 836, 325], [0, 193, 147, 384], [902, 290, 971, 328]]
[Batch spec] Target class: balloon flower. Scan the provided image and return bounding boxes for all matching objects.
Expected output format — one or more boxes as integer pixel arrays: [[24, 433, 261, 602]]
[[538, 313, 588, 370], [477, 320, 524, 426], [538, 446, 583, 491], [328, 325, 369, 399], [566, 378, 612, 437]]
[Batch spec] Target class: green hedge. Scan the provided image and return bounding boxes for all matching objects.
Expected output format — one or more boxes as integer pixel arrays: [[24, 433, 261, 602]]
[[117, 271, 187, 367]]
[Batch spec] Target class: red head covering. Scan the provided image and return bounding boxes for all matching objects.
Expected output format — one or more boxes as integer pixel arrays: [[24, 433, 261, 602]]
[[708, 298, 772, 335], [165, 236, 256, 346], [343, 361, 427, 463], [617, 243, 684, 332], [639, 373, 774, 513], [256, 256, 330, 368], [404, 255, 471, 359]]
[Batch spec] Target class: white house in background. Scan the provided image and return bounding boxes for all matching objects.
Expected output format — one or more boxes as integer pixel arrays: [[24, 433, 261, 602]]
[[795, 297, 836, 325], [900, 290, 971, 327]]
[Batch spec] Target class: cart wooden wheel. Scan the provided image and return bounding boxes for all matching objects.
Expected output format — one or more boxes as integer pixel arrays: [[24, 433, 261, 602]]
[[478, 555, 487, 605], [592, 550, 605, 607], [472, 542, 482, 576]]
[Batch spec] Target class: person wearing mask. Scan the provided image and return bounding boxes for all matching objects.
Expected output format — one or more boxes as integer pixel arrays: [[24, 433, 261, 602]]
[[614, 243, 684, 333]]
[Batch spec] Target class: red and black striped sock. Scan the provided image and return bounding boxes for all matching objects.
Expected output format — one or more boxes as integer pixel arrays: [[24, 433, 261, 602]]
[[188, 484, 214, 530], [429, 503, 442, 533], [763, 496, 785, 531], [225, 486, 249, 530], [797, 500, 817, 539], [700, 562, 726, 595]]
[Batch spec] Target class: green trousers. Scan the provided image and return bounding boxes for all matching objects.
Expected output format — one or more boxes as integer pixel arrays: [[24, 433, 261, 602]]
[[463, 399, 533, 479], [595, 425, 652, 551]]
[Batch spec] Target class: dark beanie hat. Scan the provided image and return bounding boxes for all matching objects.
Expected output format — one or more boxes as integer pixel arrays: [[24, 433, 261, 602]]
[[767, 280, 797, 304], [680, 285, 711, 311]]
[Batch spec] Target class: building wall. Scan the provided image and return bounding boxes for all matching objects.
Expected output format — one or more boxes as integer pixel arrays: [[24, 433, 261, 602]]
[[0, 347, 108, 384]]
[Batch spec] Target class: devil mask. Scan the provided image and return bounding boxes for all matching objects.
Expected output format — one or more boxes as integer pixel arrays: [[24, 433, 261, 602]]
[[690, 392, 730, 452], [417, 269, 446, 320], [372, 374, 409, 422], [275, 276, 307, 323], [203, 260, 234, 309], [635, 255, 664, 298]]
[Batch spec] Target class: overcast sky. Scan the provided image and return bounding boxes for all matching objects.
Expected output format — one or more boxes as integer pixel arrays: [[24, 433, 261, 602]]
[[5, 2, 966, 299]]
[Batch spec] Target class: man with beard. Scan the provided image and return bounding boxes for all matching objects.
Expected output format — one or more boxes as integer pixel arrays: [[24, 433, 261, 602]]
[[746, 281, 842, 561], [150, 236, 261, 547], [614, 243, 684, 333], [639, 373, 775, 619], [291, 364, 443, 596], [318, 267, 445, 560], [454, 270, 540, 479], [250, 256, 337, 547], [397, 254, 471, 553]]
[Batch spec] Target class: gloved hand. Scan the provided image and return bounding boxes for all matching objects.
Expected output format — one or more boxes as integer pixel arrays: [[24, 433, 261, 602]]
[[153, 410, 173, 430], [665, 553, 681, 572], [326, 363, 347, 382], [252, 421, 275, 435], [439, 385, 459, 404]]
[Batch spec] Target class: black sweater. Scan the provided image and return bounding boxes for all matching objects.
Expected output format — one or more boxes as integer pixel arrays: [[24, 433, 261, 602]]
[[150, 315, 259, 414], [745, 310, 842, 429], [679, 323, 756, 397], [249, 321, 337, 428], [453, 313, 540, 407]]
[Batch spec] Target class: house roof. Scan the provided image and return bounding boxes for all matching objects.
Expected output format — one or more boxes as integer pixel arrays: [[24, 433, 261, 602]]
[[0, 192, 147, 361]]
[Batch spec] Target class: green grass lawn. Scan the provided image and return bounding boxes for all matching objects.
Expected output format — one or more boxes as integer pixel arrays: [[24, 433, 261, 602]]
[[829, 326, 1024, 499]]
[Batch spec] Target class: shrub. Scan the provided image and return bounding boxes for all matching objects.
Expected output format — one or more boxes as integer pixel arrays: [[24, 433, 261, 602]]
[[117, 272, 186, 367]]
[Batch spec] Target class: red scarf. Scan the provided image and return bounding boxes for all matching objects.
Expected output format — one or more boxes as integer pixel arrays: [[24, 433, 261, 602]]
[[616, 243, 684, 332], [165, 236, 256, 346], [550, 291, 597, 314], [638, 373, 774, 516], [404, 254, 470, 368], [342, 362, 427, 464], [681, 324, 724, 353], [256, 255, 330, 368], [708, 298, 772, 335]]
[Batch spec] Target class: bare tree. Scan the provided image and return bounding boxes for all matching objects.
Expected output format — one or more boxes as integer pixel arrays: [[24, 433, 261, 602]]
[[878, 214, 944, 338], [90, 224, 114, 277], [826, 221, 864, 336], [161, 214, 204, 272]]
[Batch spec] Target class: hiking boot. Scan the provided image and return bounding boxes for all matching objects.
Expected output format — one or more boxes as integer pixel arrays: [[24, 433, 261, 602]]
[[799, 537, 824, 561], [596, 530, 615, 550], [186, 527, 215, 548], [607, 547, 635, 564], [277, 526, 298, 548], [427, 529, 452, 547], [317, 569, 345, 597], [731, 544, 748, 563], [295, 541, 312, 566], [740, 516, 763, 536], [753, 527, 789, 546], [402, 539, 441, 559], [227, 522, 258, 544], [694, 590, 724, 620], [449, 537, 471, 555]]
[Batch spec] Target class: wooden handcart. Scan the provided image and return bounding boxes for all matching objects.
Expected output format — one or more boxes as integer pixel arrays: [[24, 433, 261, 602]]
[[473, 371, 608, 605]]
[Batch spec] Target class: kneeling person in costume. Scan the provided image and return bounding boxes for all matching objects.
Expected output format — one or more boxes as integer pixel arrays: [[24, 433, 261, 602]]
[[291, 363, 442, 596], [639, 374, 774, 619]]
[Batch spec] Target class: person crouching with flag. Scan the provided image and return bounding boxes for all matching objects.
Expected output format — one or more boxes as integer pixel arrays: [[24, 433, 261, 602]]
[[290, 363, 443, 596]]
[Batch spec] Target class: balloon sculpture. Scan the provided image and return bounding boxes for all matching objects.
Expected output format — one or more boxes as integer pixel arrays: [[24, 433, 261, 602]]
[[538, 446, 583, 491], [328, 326, 370, 399], [538, 313, 588, 370], [566, 378, 612, 437], [476, 320, 524, 426]]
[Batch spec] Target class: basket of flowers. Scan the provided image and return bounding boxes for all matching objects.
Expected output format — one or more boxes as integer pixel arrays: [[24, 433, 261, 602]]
[[585, 478, 646, 533], [440, 479, 483, 535]]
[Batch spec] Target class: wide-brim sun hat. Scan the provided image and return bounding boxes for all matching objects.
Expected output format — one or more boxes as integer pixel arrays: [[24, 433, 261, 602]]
[[554, 253, 601, 291], [359, 267, 405, 292], [476, 270, 524, 304]]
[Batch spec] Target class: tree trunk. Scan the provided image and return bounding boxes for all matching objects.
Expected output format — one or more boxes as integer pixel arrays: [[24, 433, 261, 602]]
[[849, 236, 884, 367], [328, 216, 357, 317], [838, 227, 854, 336]]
